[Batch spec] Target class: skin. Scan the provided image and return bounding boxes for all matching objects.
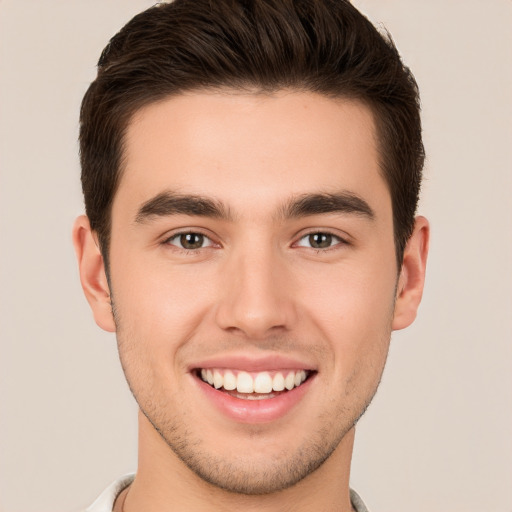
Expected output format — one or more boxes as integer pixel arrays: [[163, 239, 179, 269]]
[[73, 90, 429, 512]]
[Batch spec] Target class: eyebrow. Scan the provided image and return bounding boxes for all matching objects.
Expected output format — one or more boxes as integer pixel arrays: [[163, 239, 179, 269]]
[[279, 192, 375, 220], [135, 191, 233, 223], [134, 190, 374, 224]]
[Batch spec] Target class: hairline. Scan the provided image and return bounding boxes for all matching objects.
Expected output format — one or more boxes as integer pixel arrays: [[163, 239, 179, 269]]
[[98, 86, 403, 273]]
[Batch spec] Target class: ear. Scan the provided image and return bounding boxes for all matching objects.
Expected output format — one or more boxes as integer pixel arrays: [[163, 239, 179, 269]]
[[392, 216, 430, 331], [72, 215, 116, 332]]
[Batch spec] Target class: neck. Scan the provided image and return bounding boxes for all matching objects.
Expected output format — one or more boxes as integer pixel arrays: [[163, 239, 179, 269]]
[[123, 411, 356, 512]]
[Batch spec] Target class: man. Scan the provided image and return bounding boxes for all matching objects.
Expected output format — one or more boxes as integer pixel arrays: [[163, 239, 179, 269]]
[[73, 0, 429, 510]]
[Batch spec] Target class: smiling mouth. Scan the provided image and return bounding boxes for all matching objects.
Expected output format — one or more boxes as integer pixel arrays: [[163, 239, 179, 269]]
[[196, 368, 312, 400]]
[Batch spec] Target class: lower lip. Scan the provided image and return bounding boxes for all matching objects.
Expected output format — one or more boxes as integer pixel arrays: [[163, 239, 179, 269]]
[[194, 374, 315, 424]]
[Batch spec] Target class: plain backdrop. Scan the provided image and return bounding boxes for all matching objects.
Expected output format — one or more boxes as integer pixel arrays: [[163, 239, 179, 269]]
[[0, 1, 511, 511]]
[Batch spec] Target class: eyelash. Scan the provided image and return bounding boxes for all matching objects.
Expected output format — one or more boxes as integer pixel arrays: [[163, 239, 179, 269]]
[[163, 231, 217, 252], [294, 230, 349, 252], [162, 230, 349, 253]]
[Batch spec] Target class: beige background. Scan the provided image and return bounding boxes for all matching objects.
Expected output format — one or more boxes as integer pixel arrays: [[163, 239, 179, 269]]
[[0, 1, 511, 511]]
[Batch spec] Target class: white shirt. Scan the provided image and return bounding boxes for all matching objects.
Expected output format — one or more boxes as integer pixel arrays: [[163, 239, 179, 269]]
[[86, 474, 134, 512]]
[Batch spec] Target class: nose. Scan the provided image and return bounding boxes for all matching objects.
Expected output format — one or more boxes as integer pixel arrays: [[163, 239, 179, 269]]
[[215, 245, 297, 339]]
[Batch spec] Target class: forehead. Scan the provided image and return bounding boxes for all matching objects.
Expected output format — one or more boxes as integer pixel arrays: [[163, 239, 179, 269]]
[[115, 90, 390, 218]]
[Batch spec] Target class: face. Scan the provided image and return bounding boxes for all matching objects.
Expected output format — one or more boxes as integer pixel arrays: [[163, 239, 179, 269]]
[[106, 91, 400, 493]]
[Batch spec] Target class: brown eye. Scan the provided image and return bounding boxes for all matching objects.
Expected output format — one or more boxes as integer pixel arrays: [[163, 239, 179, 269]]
[[308, 233, 333, 249], [296, 232, 345, 250], [167, 232, 213, 250], [180, 233, 204, 249]]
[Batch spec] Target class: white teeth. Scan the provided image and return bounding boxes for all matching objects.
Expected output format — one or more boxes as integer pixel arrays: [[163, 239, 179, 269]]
[[213, 370, 223, 389], [199, 368, 310, 394], [294, 370, 306, 387], [254, 372, 273, 393], [237, 371, 254, 393], [272, 373, 285, 391], [223, 370, 237, 391], [284, 372, 295, 390]]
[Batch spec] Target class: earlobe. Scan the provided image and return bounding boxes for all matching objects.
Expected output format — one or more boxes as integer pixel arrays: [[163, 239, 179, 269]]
[[392, 216, 430, 331], [72, 215, 116, 333]]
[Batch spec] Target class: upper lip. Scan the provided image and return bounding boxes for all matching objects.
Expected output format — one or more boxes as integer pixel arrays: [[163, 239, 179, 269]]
[[189, 354, 316, 372]]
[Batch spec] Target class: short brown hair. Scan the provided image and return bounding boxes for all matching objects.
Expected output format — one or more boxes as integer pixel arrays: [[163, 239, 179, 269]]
[[80, 0, 424, 268]]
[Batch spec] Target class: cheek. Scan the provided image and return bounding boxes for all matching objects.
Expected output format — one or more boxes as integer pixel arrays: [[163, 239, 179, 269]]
[[300, 262, 396, 325], [110, 264, 214, 400], [109, 256, 216, 353], [296, 261, 396, 367]]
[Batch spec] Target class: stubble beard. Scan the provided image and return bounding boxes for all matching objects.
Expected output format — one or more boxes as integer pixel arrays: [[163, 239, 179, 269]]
[[112, 298, 392, 496], [133, 392, 377, 496], [118, 347, 388, 496]]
